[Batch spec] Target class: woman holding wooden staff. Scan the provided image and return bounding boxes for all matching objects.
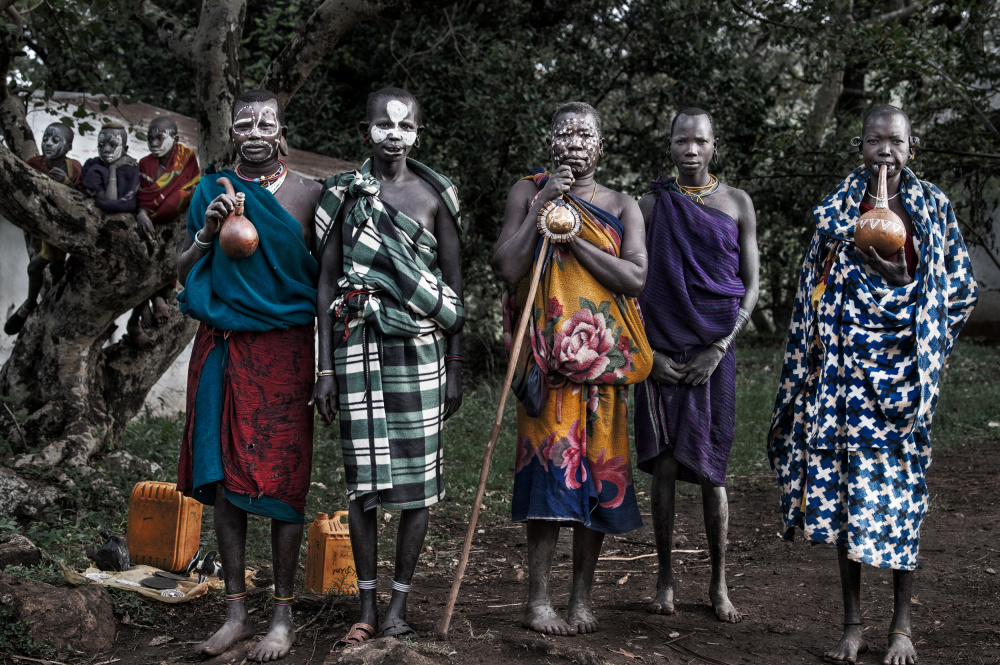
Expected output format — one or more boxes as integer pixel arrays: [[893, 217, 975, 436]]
[[769, 104, 978, 665], [488, 102, 653, 636]]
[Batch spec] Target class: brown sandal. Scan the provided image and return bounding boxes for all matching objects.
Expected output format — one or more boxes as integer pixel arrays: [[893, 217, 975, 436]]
[[333, 622, 378, 650]]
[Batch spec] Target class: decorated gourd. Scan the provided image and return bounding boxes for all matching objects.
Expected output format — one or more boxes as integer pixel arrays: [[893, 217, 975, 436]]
[[855, 164, 906, 259], [217, 177, 259, 259], [536, 198, 582, 243]]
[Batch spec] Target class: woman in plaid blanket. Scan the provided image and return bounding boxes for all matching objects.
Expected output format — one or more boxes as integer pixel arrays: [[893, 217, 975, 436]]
[[313, 87, 464, 648]]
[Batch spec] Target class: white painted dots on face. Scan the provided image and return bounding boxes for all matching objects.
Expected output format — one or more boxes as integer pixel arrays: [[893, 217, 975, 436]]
[[370, 99, 418, 147], [233, 104, 281, 161], [550, 115, 600, 171]]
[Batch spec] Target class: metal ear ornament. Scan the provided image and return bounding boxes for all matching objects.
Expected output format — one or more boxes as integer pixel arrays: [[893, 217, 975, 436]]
[[536, 198, 582, 243], [850, 136, 863, 152]]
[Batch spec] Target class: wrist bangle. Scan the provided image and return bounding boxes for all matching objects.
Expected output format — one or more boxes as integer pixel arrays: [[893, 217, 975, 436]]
[[445, 353, 463, 362], [108, 177, 117, 181], [193, 230, 212, 250], [316, 369, 336, 377]]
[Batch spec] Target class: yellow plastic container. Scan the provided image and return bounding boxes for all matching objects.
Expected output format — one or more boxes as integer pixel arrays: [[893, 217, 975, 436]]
[[305, 511, 358, 595], [126, 481, 203, 573]]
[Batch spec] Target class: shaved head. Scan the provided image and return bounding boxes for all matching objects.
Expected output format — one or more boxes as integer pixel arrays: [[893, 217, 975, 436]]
[[551, 101, 602, 137], [366, 87, 422, 125], [863, 104, 911, 135], [148, 116, 178, 136], [671, 107, 715, 137]]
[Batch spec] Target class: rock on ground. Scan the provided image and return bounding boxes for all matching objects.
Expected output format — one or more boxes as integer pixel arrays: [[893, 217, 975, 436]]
[[0, 534, 41, 568], [0, 572, 115, 652], [324, 637, 443, 665]]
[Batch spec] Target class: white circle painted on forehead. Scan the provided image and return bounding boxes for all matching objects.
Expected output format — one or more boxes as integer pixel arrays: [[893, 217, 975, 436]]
[[387, 100, 409, 123]]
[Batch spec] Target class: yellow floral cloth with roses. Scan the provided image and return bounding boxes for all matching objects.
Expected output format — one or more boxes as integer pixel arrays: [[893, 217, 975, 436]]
[[504, 172, 652, 533]]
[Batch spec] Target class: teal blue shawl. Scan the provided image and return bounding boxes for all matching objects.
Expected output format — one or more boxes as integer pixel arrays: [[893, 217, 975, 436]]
[[177, 167, 318, 331]]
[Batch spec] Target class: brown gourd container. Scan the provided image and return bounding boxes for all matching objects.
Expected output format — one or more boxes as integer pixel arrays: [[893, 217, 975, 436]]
[[855, 164, 906, 259], [305, 511, 358, 595], [126, 481, 203, 573], [217, 176, 259, 259]]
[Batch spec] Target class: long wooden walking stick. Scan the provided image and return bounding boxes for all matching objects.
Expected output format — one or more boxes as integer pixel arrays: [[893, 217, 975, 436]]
[[437, 196, 581, 640]]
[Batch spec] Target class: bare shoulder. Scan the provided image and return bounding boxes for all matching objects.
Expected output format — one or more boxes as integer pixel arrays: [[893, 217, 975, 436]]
[[292, 172, 323, 204], [605, 187, 641, 218], [713, 183, 755, 226], [637, 192, 656, 221], [508, 177, 537, 202], [717, 182, 752, 207]]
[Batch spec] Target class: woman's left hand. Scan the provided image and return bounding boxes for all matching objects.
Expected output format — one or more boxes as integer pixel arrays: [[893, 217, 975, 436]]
[[855, 247, 913, 287]]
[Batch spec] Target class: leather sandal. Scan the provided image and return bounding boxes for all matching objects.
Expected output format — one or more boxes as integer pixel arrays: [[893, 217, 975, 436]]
[[333, 622, 378, 650]]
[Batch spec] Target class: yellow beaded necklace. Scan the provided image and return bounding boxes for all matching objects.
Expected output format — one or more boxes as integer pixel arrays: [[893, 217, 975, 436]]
[[674, 174, 720, 205]]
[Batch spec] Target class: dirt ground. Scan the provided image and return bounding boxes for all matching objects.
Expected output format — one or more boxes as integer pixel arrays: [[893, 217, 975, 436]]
[[59, 441, 999, 665]]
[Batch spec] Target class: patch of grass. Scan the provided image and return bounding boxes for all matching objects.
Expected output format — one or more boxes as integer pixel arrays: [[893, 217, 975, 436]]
[[928, 340, 1000, 453], [0, 605, 58, 659]]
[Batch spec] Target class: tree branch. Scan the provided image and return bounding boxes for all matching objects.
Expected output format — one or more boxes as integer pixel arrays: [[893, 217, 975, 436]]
[[139, 0, 195, 68], [260, 0, 456, 106], [875, 3, 922, 23], [0, 140, 151, 266]]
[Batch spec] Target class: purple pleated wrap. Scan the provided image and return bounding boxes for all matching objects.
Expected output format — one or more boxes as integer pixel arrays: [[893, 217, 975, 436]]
[[634, 180, 745, 486]]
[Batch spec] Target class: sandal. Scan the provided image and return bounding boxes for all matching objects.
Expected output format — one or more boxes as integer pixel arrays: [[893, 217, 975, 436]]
[[380, 617, 418, 640], [333, 622, 378, 650]]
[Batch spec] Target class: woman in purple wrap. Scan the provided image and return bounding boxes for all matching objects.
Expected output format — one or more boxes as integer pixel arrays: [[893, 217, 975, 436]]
[[634, 108, 759, 623]]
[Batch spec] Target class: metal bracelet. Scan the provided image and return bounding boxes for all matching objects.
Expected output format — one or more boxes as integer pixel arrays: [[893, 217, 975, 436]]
[[316, 369, 336, 377], [193, 230, 212, 250]]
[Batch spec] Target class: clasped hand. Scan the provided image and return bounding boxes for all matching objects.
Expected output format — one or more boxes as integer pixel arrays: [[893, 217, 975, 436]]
[[855, 247, 912, 287], [651, 348, 724, 387]]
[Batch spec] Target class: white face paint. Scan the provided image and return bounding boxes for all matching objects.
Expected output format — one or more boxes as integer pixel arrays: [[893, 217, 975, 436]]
[[98, 130, 126, 165], [369, 99, 418, 147], [549, 114, 601, 173], [233, 104, 281, 162], [149, 128, 176, 158]]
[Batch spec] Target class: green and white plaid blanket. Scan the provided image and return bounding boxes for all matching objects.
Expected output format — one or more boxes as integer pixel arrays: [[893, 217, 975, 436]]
[[315, 158, 463, 509]]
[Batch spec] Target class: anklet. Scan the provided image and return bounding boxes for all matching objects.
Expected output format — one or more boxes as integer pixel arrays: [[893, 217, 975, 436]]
[[225, 592, 247, 602], [888, 630, 911, 638], [391, 579, 412, 593], [272, 594, 294, 607], [357, 579, 378, 590]]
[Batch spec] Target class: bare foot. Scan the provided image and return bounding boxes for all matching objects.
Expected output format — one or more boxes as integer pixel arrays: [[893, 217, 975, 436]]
[[567, 599, 599, 634], [249, 607, 295, 662], [711, 588, 742, 623], [521, 602, 575, 636], [883, 632, 916, 665], [152, 296, 171, 327], [195, 614, 254, 657], [126, 309, 154, 350], [824, 624, 869, 664], [648, 583, 675, 615]]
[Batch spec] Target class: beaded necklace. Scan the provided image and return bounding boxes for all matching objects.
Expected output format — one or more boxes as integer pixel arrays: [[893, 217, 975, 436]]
[[670, 174, 720, 205], [236, 159, 287, 188]]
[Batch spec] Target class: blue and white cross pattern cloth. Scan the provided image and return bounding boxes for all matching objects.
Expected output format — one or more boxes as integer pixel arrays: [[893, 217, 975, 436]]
[[767, 165, 977, 570]]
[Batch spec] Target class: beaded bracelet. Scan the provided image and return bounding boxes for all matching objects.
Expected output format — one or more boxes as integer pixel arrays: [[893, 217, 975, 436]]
[[445, 353, 464, 362]]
